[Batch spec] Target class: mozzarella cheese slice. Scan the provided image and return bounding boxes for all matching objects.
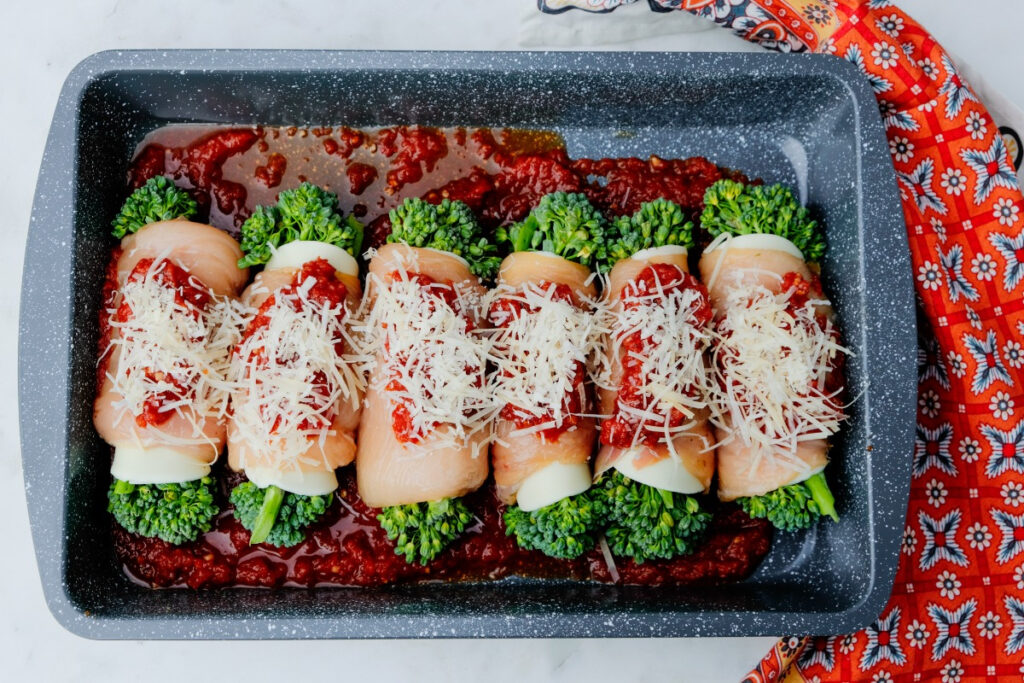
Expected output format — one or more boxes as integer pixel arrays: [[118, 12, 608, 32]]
[[704, 233, 804, 261], [244, 463, 339, 497], [788, 463, 827, 488], [630, 244, 688, 261], [266, 240, 359, 277], [516, 461, 593, 512], [612, 451, 704, 495], [111, 445, 213, 485]]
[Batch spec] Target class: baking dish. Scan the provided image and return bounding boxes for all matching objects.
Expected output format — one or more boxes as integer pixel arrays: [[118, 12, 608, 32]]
[[19, 50, 915, 638]]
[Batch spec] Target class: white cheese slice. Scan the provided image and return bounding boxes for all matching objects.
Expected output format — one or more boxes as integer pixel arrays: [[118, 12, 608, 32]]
[[516, 461, 593, 512], [244, 463, 339, 497], [266, 240, 359, 277], [111, 445, 212, 485], [787, 463, 828, 488], [612, 451, 704, 495], [704, 233, 804, 261], [631, 244, 688, 261]]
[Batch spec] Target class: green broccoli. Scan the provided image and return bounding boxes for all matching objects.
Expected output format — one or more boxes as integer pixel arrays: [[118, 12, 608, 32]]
[[238, 182, 364, 268], [503, 491, 606, 560], [229, 481, 331, 547], [594, 471, 711, 563], [701, 180, 825, 261], [377, 497, 473, 565], [111, 176, 198, 239], [601, 198, 694, 272], [387, 197, 501, 279], [107, 476, 218, 545], [496, 191, 609, 268], [736, 472, 839, 532]]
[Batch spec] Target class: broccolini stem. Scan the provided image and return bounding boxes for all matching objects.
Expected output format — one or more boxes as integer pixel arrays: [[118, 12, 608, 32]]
[[805, 472, 838, 522], [249, 484, 285, 545]]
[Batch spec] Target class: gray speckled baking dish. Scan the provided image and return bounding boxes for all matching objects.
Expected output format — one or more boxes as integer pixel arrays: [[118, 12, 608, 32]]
[[20, 50, 915, 639]]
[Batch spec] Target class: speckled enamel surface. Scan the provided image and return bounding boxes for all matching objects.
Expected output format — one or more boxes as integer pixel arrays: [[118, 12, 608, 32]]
[[19, 50, 915, 639]]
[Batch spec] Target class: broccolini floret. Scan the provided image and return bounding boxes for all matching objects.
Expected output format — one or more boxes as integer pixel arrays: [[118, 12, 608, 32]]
[[736, 472, 838, 532], [496, 191, 609, 268], [701, 180, 825, 261], [503, 491, 607, 560], [595, 471, 711, 563], [111, 176, 198, 239], [107, 476, 218, 545], [238, 182, 364, 268], [378, 497, 473, 565], [387, 197, 501, 279], [230, 481, 331, 547], [601, 198, 694, 272]]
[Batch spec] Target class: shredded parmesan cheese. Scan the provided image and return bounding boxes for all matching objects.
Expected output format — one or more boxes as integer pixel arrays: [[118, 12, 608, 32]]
[[485, 281, 605, 438], [708, 270, 850, 475], [593, 268, 715, 455], [354, 267, 495, 454], [230, 274, 363, 473], [599, 535, 620, 584], [105, 258, 244, 449]]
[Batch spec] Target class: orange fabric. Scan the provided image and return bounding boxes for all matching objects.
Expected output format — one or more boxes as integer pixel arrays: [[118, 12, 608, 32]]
[[540, 1, 1024, 676], [654, 1, 1024, 681]]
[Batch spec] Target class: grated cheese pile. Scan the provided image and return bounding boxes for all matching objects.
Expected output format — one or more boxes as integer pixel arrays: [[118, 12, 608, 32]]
[[356, 268, 494, 452], [594, 272, 714, 452], [486, 281, 605, 438], [230, 275, 364, 472], [708, 271, 849, 474], [106, 258, 244, 448]]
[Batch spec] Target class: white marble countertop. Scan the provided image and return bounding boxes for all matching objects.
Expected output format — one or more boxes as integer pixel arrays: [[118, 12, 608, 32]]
[[1, 1, 1018, 681]]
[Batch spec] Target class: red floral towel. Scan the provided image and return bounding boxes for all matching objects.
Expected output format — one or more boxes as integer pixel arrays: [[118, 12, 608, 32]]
[[680, 2, 1024, 681], [538, 1, 1024, 680]]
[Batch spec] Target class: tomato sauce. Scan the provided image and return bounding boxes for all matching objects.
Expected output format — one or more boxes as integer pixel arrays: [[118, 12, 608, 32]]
[[781, 270, 822, 310], [346, 163, 377, 196], [254, 153, 287, 189], [601, 264, 712, 448], [117, 124, 770, 588], [129, 129, 260, 228]]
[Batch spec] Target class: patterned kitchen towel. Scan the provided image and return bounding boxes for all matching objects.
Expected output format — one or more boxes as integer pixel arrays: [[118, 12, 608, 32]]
[[537, 0, 1024, 187], [521, 0, 719, 48], [540, 1, 1024, 681]]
